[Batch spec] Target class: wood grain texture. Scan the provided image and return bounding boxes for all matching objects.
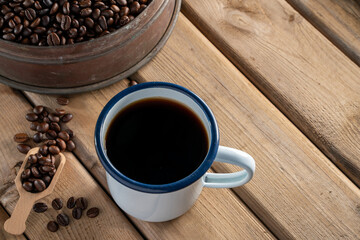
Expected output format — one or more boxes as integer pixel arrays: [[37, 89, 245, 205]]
[[286, 0, 360, 66], [181, 0, 360, 187], [24, 84, 274, 239], [0, 86, 141, 239], [129, 14, 360, 239], [0, 206, 26, 240]]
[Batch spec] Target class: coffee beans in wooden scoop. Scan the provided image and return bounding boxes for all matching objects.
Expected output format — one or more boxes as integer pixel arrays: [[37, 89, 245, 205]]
[[19, 105, 75, 192]]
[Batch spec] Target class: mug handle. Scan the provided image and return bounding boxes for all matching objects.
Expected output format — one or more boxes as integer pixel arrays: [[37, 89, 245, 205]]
[[203, 146, 255, 188]]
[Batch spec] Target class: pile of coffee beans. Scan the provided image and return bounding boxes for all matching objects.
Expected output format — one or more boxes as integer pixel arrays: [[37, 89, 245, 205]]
[[0, 0, 151, 46], [33, 197, 100, 232], [16, 101, 75, 193]]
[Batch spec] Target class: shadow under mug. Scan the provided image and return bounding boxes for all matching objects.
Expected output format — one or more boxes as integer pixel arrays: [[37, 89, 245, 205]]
[[95, 82, 255, 222]]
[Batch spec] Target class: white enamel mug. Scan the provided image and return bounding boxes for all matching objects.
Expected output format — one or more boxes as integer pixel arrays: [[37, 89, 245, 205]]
[[95, 82, 255, 222]]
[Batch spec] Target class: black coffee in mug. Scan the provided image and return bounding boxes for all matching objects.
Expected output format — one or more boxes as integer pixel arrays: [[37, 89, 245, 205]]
[[105, 98, 209, 185]]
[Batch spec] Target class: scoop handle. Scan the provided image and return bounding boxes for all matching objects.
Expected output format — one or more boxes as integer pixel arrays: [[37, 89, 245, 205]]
[[4, 195, 34, 235]]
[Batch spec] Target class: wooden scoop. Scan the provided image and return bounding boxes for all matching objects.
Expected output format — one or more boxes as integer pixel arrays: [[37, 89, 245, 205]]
[[4, 147, 66, 235]]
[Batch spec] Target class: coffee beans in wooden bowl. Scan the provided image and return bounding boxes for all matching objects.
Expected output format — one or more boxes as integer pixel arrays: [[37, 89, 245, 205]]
[[0, 0, 151, 46]]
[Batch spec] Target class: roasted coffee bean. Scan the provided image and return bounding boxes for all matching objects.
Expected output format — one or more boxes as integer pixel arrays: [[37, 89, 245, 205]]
[[23, 0, 35, 8], [80, 7, 92, 17], [28, 154, 38, 164], [56, 97, 69, 105], [52, 198, 63, 210], [31, 166, 41, 178], [46, 139, 57, 146], [84, 17, 94, 28], [38, 156, 49, 165], [63, 1, 70, 15], [61, 113, 73, 123], [33, 132, 42, 143], [49, 2, 58, 15], [87, 207, 99, 218], [92, 8, 100, 20], [75, 197, 87, 210], [64, 129, 74, 138], [33, 202, 48, 213], [37, 122, 50, 133], [57, 213, 69, 226], [47, 32, 60, 46], [43, 117, 50, 123], [41, 165, 54, 172], [14, 24, 23, 35], [119, 16, 130, 26], [47, 221, 59, 232], [129, 80, 137, 87], [120, 6, 129, 17], [46, 129, 58, 140], [42, 175, 51, 186], [14, 133, 29, 143], [26, 113, 38, 122], [56, 138, 66, 151], [48, 113, 60, 122], [72, 207, 82, 219], [130, 1, 140, 14], [60, 15, 71, 30], [21, 169, 31, 179], [67, 28, 77, 38], [66, 140, 76, 151], [67, 196, 75, 209], [110, 4, 120, 12], [33, 105, 44, 114], [50, 122, 61, 132], [41, 15, 50, 26], [17, 144, 31, 154], [34, 179, 46, 192], [58, 131, 70, 141], [98, 16, 107, 30], [117, 0, 127, 6], [39, 144, 49, 156], [49, 145, 60, 155], [49, 168, 56, 177], [79, 0, 91, 8], [55, 108, 66, 116], [35, 152, 42, 159], [25, 8, 36, 21], [78, 25, 86, 37], [23, 181, 33, 192], [30, 17, 41, 28]]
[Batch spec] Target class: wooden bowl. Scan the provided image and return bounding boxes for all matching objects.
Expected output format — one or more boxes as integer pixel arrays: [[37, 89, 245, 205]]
[[0, 0, 180, 94]]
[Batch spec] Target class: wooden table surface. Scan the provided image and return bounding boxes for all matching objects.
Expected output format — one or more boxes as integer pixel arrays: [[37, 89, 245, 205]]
[[1, 1, 359, 239]]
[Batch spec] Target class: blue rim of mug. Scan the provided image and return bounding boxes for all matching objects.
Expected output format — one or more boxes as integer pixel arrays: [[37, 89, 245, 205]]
[[95, 82, 219, 193]]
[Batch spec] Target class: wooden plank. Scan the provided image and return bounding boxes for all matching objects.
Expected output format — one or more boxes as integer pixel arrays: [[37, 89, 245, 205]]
[[286, 0, 360, 66], [0, 86, 142, 239], [181, 0, 360, 187], [128, 14, 360, 239], [24, 86, 275, 237], [0, 206, 26, 240]]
